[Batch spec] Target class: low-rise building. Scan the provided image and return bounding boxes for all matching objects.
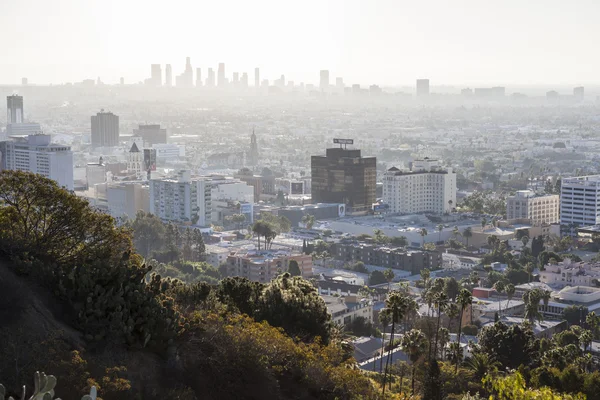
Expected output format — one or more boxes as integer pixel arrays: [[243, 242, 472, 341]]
[[205, 245, 230, 267], [226, 249, 313, 282], [539, 258, 600, 288], [322, 294, 373, 326], [331, 241, 441, 274]]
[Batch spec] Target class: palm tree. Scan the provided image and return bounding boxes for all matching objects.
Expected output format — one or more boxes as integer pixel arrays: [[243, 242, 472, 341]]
[[586, 312, 600, 340], [455, 289, 473, 373], [378, 309, 391, 373], [452, 226, 461, 241], [419, 228, 428, 248], [521, 235, 530, 248], [464, 353, 501, 380], [481, 217, 487, 231], [580, 329, 593, 353], [525, 262, 535, 283], [437, 327, 450, 360], [433, 292, 449, 360], [493, 281, 505, 315], [505, 283, 515, 314], [463, 227, 473, 247], [384, 268, 395, 292], [400, 329, 428, 396], [382, 292, 409, 396], [448, 199, 453, 212], [437, 224, 444, 243], [445, 302, 459, 330], [447, 342, 463, 366], [523, 288, 543, 323]]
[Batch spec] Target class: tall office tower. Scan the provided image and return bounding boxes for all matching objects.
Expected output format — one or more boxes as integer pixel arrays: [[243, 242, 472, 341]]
[[335, 77, 344, 90], [133, 124, 167, 145], [311, 140, 376, 214], [7, 95, 24, 124], [165, 64, 173, 87], [196, 68, 202, 86], [218, 63, 225, 87], [0, 134, 74, 190], [21, 78, 28, 85], [254, 67, 260, 87], [176, 57, 194, 87], [574, 86, 585, 102], [506, 190, 559, 225], [319, 70, 329, 91], [383, 159, 456, 215], [416, 79, 430, 96], [150, 64, 162, 86], [241, 72, 248, 87], [206, 68, 215, 86], [233, 72, 239, 86], [560, 175, 600, 231], [248, 129, 259, 166], [91, 110, 119, 148], [120, 77, 125, 85]]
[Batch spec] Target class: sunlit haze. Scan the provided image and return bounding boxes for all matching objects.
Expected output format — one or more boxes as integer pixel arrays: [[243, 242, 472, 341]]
[[2, 0, 599, 86]]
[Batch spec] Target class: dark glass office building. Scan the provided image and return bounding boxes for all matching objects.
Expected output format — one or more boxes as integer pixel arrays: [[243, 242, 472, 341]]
[[311, 147, 376, 213]]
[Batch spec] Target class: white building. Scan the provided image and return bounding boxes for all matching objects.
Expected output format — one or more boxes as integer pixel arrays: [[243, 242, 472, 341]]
[[0, 134, 73, 190], [86, 159, 106, 188], [322, 295, 373, 326], [127, 142, 143, 176], [149, 170, 211, 226], [561, 175, 600, 228], [205, 244, 230, 267], [152, 143, 185, 159], [539, 258, 600, 288], [506, 190, 559, 225], [211, 179, 254, 203], [382, 158, 456, 214]]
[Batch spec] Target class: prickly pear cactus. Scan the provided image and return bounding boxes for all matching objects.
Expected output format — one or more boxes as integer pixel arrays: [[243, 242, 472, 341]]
[[80, 386, 97, 400], [29, 372, 60, 400]]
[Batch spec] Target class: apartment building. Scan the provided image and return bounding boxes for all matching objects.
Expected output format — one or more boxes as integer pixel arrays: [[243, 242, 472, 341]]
[[226, 249, 313, 283], [561, 175, 600, 228], [149, 170, 211, 226], [322, 294, 373, 326], [506, 190, 559, 225], [382, 158, 456, 214], [0, 134, 73, 190], [331, 241, 442, 274], [539, 258, 600, 288]]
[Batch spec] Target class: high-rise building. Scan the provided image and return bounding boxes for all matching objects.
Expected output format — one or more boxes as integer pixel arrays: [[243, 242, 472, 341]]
[[165, 64, 172, 87], [335, 77, 344, 90], [383, 159, 456, 215], [176, 57, 193, 87], [150, 64, 162, 86], [248, 129, 259, 166], [233, 72, 239, 86], [416, 79, 430, 96], [241, 73, 248, 87], [120, 77, 125, 85], [7, 95, 24, 124], [311, 141, 376, 213], [196, 68, 202, 86], [561, 175, 600, 229], [218, 63, 225, 87], [91, 110, 119, 148], [574, 86, 585, 102], [320, 70, 329, 91], [254, 67, 260, 87], [133, 124, 167, 145], [21, 78, 28, 85], [149, 170, 211, 226], [506, 190, 559, 225], [206, 68, 215, 87], [0, 134, 74, 190]]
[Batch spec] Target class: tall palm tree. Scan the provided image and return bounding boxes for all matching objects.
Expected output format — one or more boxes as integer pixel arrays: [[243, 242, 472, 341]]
[[378, 309, 391, 373], [455, 289, 473, 373], [580, 329, 593, 353], [586, 312, 600, 340], [384, 268, 395, 293], [400, 329, 428, 396], [493, 281, 505, 315], [481, 218, 487, 231], [445, 302, 459, 330], [452, 226, 461, 241], [464, 353, 501, 380], [419, 228, 428, 248], [463, 227, 473, 247], [437, 327, 450, 360], [523, 288, 543, 323], [505, 283, 515, 314], [382, 292, 409, 396], [525, 262, 535, 283], [433, 292, 449, 360], [437, 224, 444, 243]]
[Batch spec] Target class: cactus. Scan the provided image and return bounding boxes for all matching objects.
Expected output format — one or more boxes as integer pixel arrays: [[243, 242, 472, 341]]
[[80, 386, 97, 400], [0, 372, 62, 400]]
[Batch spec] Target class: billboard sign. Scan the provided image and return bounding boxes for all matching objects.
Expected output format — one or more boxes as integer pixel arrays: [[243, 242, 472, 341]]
[[333, 138, 354, 145]]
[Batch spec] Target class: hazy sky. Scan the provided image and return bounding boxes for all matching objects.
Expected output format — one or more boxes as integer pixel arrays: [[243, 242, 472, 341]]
[[2, 0, 599, 86]]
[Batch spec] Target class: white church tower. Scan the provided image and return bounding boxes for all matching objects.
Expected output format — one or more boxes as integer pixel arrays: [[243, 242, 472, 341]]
[[127, 142, 143, 177]]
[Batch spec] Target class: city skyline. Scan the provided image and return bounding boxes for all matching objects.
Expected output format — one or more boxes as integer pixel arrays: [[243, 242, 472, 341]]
[[1, 0, 599, 86]]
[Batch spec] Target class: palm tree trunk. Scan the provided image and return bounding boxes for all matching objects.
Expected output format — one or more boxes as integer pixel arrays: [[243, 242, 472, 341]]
[[382, 321, 396, 397], [456, 308, 464, 373], [379, 326, 386, 373], [411, 364, 416, 395], [434, 306, 442, 360]]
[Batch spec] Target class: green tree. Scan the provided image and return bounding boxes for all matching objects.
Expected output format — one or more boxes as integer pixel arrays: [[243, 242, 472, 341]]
[[433, 293, 449, 360], [390, 236, 408, 247], [443, 277, 460, 301], [288, 259, 301, 276], [463, 227, 473, 247], [378, 310, 391, 373], [420, 228, 428, 248], [437, 224, 444, 243], [369, 270, 387, 285], [477, 321, 536, 369], [384, 268, 395, 292], [382, 292, 410, 396], [400, 329, 428, 395], [465, 352, 501, 380], [301, 214, 315, 229], [130, 211, 166, 257]]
